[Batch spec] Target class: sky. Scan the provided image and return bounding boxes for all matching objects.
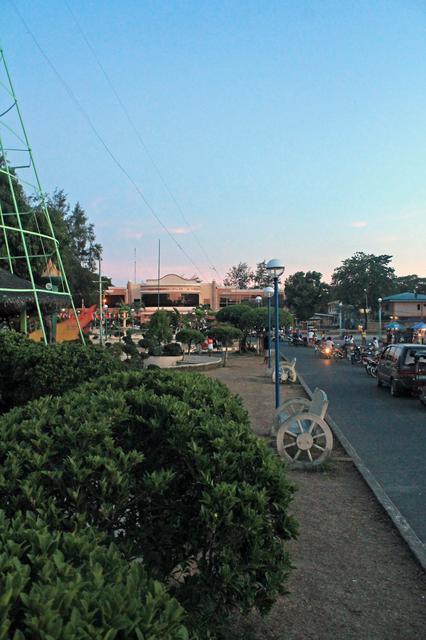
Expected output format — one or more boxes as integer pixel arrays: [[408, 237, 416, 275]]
[[1, 0, 426, 285]]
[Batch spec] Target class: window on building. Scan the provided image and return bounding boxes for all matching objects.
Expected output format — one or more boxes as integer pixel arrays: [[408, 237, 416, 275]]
[[141, 293, 199, 307]]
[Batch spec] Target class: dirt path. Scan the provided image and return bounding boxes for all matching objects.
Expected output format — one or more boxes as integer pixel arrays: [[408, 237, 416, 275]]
[[205, 355, 426, 639]]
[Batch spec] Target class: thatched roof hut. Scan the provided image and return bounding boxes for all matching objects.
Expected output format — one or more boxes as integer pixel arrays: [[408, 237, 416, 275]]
[[0, 269, 70, 317]]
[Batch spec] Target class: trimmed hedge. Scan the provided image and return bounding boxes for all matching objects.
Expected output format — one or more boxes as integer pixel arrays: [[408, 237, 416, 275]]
[[0, 370, 297, 636], [0, 510, 190, 639], [0, 332, 122, 412]]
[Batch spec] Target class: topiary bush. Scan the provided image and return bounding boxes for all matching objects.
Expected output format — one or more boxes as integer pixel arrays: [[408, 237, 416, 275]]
[[0, 332, 123, 413], [0, 510, 190, 639], [163, 342, 183, 356], [0, 369, 297, 637]]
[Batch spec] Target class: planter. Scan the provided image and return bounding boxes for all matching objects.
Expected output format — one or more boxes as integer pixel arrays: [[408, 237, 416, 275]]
[[145, 355, 183, 368]]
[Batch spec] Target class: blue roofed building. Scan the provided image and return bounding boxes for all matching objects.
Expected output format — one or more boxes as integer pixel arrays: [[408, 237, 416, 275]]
[[382, 292, 426, 323]]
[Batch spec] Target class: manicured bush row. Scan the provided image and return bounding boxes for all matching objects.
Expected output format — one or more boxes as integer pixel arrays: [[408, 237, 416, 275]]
[[0, 333, 121, 413], [0, 370, 297, 637], [0, 510, 190, 639]]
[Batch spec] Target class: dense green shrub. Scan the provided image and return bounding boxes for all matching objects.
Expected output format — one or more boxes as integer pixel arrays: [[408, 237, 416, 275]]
[[0, 510, 190, 639], [0, 332, 122, 412], [163, 342, 183, 356], [0, 370, 297, 636]]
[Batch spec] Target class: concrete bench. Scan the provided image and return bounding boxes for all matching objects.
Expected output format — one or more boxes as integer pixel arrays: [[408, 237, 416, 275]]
[[271, 357, 297, 384], [274, 388, 333, 467]]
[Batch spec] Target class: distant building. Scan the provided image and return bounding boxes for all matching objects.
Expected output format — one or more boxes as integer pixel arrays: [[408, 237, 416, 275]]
[[104, 274, 281, 322], [382, 292, 426, 323]]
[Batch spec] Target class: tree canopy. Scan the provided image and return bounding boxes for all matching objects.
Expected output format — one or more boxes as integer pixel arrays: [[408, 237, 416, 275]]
[[331, 252, 395, 312], [223, 262, 254, 289], [285, 271, 330, 321]]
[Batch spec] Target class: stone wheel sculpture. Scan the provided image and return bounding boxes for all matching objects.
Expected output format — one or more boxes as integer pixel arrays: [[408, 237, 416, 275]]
[[272, 398, 311, 435], [271, 367, 289, 384], [276, 412, 333, 467]]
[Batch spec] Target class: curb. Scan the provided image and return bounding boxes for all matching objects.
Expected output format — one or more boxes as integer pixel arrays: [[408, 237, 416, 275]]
[[298, 372, 426, 573]]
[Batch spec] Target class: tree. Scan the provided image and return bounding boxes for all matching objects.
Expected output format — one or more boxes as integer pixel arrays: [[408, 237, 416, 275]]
[[394, 275, 426, 295], [253, 261, 274, 288], [175, 328, 205, 355], [285, 271, 330, 321], [209, 324, 242, 366], [223, 262, 254, 289], [331, 252, 395, 328], [146, 310, 173, 345], [216, 304, 254, 350], [216, 303, 293, 351]]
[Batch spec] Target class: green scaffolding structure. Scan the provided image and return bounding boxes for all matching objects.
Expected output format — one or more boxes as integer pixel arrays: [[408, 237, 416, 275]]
[[0, 46, 83, 344]]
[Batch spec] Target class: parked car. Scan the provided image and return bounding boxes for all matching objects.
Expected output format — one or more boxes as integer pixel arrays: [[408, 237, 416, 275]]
[[377, 343, 426, 397]]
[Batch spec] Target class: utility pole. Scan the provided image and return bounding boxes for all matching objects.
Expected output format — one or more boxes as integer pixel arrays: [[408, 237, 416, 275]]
[[157, 239, 161, 310], [99, 254, 103, 346], [134, 247, 137, 282]]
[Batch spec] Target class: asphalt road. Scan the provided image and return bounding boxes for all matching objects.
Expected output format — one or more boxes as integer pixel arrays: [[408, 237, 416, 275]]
[[281, 343, 426, 545]]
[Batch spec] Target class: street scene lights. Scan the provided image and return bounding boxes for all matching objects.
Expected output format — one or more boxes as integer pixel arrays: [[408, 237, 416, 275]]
[[263, 286, 274, 369], [339, 302, 343, 335], [255, 295, 262, 307], [266, 259, 285, 408], [378, 297, 382, 339]]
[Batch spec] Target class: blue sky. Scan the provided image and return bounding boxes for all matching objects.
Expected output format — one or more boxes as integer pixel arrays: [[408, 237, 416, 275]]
[[2, 0, 426, 284]]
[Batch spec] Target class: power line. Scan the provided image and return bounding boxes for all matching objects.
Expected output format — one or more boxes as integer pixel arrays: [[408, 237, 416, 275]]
[[9, 0, 207, 281], [64, 0, 222, 283]]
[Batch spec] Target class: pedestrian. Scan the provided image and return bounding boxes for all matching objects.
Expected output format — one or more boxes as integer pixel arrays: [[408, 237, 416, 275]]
[[263, 331, 270, 364], [207, 337, 213, 356]]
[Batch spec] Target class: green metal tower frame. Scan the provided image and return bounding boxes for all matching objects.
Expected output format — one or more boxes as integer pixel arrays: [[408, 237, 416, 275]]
[[0, 46, 84, 344]]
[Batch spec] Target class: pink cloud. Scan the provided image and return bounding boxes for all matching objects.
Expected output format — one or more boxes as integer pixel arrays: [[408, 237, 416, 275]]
[[168, 224, 201, 235], [350, 221, 368, 228]]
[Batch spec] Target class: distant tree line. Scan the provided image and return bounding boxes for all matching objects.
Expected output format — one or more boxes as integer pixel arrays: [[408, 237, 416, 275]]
[[223, 254, 426, 321]]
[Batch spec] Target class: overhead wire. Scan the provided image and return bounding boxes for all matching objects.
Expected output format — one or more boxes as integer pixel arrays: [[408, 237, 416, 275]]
[[64, 0, 223, 283], [8, 0, 207, 281]]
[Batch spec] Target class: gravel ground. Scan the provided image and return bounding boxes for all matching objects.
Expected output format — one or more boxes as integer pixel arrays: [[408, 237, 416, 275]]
[[205, 355, 426, 639]]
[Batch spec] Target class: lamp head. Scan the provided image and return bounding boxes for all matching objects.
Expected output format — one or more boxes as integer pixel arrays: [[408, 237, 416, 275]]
[[378, 297, 382, 303], [339, 302, 343, 307], [263, 286, 274, 298], [266, 258, 285, 278]]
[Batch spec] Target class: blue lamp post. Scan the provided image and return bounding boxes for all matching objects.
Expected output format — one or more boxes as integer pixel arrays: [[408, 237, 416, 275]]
[[263, 286, 274, 368], [266, 259, 285, 408], [378, 297, 382, 342]]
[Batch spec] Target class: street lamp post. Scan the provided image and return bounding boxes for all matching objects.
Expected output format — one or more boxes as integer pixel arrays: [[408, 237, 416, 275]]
[[263, 286, 274, 369], [266, 259, 285, 409], [363, 288, 368, 331], [103, 304, 109, 340], [378, 298, 382, 342], [339, 302, 343, 336]]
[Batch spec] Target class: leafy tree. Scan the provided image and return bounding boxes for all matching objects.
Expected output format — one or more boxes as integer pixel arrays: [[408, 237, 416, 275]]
[[216, 303, 293, 351], [175, 328, 205, 355], [216, 304, 254, 350], [332, 252, 395, 327], [146, 309, 173, 344], [253, 260, 274, 288], [285, 271, 330, 321], [223, 262, 254, 289], [394, 274, 426, 295], [209, 324, 242, 365]]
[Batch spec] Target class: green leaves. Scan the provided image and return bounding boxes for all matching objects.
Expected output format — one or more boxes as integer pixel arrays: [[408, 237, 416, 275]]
[[0, 511, 190, 639], [0, 367, 297, 638]]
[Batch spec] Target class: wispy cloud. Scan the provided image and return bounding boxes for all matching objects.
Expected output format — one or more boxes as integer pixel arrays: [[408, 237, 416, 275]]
[[168, 224, 201, 235], [121, 228, 144, 240], [350, 221, 368, 228]]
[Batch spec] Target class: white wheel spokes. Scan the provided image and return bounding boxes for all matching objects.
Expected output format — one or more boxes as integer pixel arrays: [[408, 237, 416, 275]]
[[277, 413, 333, 465]]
